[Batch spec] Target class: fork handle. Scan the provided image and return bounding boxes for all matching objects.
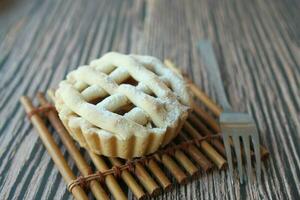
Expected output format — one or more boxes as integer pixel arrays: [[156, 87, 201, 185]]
[[198, 40, 232, 112]]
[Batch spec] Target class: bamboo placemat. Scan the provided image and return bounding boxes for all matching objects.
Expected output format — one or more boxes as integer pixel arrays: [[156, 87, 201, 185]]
[[20, 62, 269, 200]]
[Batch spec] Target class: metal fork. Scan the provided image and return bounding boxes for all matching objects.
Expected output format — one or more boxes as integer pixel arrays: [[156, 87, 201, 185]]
[[198, 40, 261, 183]]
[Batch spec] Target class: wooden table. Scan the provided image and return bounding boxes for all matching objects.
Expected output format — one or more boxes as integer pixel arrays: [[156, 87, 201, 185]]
[[0, 0, 299, 199]]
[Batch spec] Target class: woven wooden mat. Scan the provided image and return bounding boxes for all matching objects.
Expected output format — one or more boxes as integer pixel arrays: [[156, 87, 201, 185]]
[[20, 69, 269, 200]]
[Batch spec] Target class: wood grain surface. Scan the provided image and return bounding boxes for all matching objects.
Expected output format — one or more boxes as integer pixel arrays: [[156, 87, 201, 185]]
[[0, 0, 299, 199]]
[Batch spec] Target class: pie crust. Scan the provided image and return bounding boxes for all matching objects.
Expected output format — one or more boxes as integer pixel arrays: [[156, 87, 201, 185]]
[[54, 52, 192, 158]]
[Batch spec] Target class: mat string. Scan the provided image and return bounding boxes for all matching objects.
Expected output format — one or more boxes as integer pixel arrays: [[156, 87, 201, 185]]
[[27, 104, 56, 119], [67, 133, 222, 192]]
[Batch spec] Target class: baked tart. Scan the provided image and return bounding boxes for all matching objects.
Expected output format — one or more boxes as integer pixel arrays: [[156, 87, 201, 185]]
[[54, 52, 192, 158]]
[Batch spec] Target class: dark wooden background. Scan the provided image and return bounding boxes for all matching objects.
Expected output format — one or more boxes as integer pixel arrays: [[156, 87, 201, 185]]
[[0, 0, 299, 199]]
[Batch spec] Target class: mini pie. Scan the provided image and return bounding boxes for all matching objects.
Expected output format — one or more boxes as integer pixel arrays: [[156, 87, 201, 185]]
[[54, 52, 192, 159]]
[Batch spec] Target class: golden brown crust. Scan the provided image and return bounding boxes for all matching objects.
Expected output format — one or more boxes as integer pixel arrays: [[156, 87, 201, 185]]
[[54, 52, 191, 158]]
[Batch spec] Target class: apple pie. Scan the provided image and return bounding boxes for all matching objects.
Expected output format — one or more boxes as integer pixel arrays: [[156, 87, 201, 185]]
[[54, 52, 192, 158]]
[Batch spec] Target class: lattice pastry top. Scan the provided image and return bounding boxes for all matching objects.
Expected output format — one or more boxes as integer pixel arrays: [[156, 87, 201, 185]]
[[54, 52, 192, 158]]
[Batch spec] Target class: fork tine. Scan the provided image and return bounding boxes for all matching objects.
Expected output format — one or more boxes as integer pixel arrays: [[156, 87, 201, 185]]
[[232, 134, 243, 183], [252, 131, 261, 183], [242, 135, 252, 182], [223, 133, 234, 181]]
